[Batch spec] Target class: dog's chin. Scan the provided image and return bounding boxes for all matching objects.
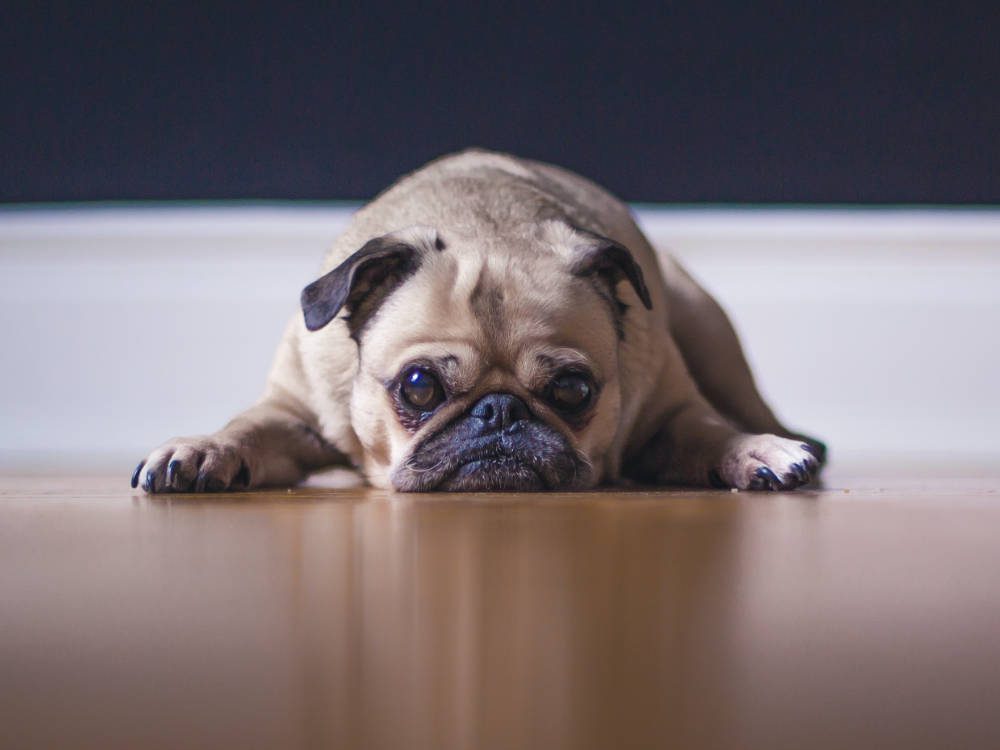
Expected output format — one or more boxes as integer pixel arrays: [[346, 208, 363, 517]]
[[391, 418, 592, 492], [438, 456, 547, 492]]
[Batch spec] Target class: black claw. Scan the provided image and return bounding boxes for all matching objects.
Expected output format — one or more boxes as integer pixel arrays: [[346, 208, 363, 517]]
[[194, 471, 227, 492], [753, 466, 781, 491], [789, 462, 808, 482], [233, 461, 252, 490], [130, 462, 145, 489], [800, 441, 827, 464], [166, 459, 180, 486], [143, 469, 157, 493]]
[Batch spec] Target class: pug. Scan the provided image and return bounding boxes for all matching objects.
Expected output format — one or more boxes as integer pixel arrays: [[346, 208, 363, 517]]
[[132, 149, 824, 494]]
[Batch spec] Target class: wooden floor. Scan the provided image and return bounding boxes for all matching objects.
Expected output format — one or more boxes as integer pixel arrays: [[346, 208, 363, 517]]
[[2, 462, 999, 750]]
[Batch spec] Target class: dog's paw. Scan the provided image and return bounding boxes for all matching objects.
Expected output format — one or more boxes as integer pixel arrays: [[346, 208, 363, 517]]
[[130, 436, 253, 493], [716, 434, 820, 491]]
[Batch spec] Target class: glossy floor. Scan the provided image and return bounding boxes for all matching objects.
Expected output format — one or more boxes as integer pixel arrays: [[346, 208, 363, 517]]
[[2, 463, 999, 749]]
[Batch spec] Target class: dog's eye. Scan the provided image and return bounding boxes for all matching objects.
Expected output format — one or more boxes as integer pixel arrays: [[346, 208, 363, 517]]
[[548, 373, 593, 412], [400, 366, 445, 411]]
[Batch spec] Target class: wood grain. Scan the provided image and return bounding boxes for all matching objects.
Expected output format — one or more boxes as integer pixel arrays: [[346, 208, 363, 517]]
[[2, 463, 999, 749]]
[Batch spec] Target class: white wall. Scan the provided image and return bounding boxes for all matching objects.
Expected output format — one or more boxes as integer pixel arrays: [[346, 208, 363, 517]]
[[1, 205, 998, 470]]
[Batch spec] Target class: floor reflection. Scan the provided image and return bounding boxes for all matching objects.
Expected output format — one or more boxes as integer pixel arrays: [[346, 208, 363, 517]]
[[6, 473, 1000, 748], [291, 495, 743, 750]]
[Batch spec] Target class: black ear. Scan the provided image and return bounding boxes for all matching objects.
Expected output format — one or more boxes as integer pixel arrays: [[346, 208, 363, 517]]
[[301, 236, 420, 333], [571, 235, 653, 312]]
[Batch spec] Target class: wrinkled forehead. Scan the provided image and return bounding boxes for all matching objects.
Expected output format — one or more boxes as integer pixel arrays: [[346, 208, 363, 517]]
[[362, 249, 618, 381]]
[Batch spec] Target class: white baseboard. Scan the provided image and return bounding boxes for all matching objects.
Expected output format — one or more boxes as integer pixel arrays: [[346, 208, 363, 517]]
[[2, 204, 998, 468]]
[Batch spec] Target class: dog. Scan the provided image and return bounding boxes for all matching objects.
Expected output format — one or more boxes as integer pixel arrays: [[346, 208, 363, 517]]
[[132, 149, 824, 493]]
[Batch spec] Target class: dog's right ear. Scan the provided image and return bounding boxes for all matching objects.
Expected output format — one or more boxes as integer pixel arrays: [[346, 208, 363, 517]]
[[301, 228, 441, 335]]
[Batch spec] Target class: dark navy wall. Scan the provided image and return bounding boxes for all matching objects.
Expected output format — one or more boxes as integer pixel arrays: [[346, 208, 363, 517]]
[[3, 2, 999, 203]]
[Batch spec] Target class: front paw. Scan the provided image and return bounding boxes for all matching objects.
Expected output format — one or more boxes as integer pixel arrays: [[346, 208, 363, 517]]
[[130, 436, 253, 493], [717, 434, 820, 491]]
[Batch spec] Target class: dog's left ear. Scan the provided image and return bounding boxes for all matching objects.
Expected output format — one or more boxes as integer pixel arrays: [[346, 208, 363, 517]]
[[301, 228, 442, 334], [571, 233, 653, 311]]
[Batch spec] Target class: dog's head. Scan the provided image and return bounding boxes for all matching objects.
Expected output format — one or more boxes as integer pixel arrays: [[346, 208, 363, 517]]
[[301, 221, 651, 491]]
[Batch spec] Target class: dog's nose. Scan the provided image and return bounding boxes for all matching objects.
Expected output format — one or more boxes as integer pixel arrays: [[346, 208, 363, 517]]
[[470, 392, 530, 432]]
